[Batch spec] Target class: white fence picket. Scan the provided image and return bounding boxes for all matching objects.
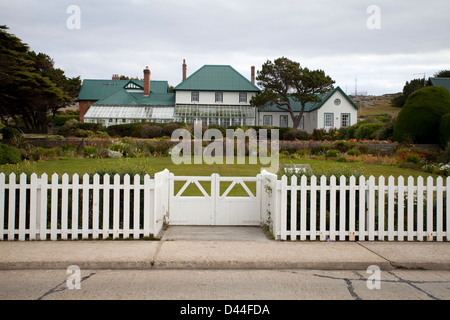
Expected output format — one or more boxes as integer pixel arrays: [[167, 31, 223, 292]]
[[18, 173, 27, 241], [61, 174, 69, 240], [436, 177, 443, 241], [397, 176, 405, 241], [358, 176, 366, 241], [8, 173, 16, 240], [427, 176, 434, 241], [309, 176, 317, 241], [92, 174, 100, 239], [378, 176, 385, 241], [123, 174, 131, 239], [300, 175, 307, 241], [102, 174, 110, 239], [339, 175, 346, 241], [40, 173, 48, 240], [290, 175, 297, 241], [407, 176, 415, 241], [0, 173, 5, 240], [417, 176, 424, 241], [319, 175, 326, 241], [71, 174, 79, 240], [329, 175, 336, 241], [29, 174, 38, 240], [349, 176, 356, 241], [447, 177, 450, 242], [50, 173, 58, 241]]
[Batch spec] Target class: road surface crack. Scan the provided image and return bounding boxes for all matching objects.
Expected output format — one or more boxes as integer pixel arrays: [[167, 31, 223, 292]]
[[36, 272, 95, 300]]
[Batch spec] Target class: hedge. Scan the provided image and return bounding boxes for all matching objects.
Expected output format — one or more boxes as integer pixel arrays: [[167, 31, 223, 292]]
[[393, 86, 450, 144], [0, 143, 21, 165], [439, 112, 450, 148]]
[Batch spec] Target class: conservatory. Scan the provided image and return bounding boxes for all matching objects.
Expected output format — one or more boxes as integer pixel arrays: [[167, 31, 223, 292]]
[[173, 104, 256, 127], [84, 106, 175, 127]]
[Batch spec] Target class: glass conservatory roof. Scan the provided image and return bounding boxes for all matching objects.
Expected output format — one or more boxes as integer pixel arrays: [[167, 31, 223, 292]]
[[84, 106, 174, 120]]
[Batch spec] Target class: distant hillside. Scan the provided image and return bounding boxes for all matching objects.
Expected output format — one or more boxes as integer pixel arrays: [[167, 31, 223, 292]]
[[349, 93, 402, 118]]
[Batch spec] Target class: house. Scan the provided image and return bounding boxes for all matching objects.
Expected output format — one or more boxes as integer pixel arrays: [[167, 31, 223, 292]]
[[79, 67, 175, 127], [172, 63, 261, 127], [257, 86, 358, 133], [429, 77, 450, 93], [77, 61, 357, 133]]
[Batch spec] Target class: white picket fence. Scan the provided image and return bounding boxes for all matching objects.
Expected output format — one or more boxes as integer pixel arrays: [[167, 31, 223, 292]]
[[0, 170, 169, 240], [263, 173, 450, 241], [0, 169, 449, 241]]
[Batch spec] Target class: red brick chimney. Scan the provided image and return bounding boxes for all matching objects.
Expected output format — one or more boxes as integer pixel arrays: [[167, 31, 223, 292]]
[[251, 66, 255, 84], [112, 74, 120, 80], [182, 59, 187, 81], [143, 66, 150, 96]]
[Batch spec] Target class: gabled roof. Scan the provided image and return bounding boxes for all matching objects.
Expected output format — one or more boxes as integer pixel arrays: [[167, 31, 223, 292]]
[[260, 86, 358, 112], [93, 90, 175, 106], [77, 79, 169, 100], [174, 65, 260, 92], [429, 77, 450, 93]]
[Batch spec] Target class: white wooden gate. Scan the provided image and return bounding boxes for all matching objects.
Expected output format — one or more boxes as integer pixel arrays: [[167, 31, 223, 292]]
[[168, 173, 263, 225]]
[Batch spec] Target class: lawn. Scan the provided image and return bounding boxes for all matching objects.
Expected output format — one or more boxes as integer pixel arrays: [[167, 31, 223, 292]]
[[0, 155, 443, 181]]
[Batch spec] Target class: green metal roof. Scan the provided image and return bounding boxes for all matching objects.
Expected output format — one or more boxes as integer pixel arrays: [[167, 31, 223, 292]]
[[93, 90, 174, 106], [260, 87, 358, 112], [78, 79, 169, 100], [429, 77, 450, 93], [174, 65, 261, 92]]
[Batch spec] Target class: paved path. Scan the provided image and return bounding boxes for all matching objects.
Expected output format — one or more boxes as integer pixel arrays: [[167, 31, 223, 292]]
[[0, 226, 449, 271]]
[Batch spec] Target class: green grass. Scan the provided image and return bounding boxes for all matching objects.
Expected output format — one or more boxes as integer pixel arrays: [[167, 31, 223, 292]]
[[0, 155, 443, 180], [1, 156, 444, 196]]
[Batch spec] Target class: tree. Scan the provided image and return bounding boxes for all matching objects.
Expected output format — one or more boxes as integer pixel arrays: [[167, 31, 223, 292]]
[[391, 78, 426, 108], [393, 86, 450, 144], [434, 70, 450, 78], [0, 26, 80, 133], [250, 57, 335, 129]]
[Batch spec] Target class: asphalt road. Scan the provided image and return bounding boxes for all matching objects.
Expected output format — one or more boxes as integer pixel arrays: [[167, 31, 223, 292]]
[[1, 269, 449, 301]]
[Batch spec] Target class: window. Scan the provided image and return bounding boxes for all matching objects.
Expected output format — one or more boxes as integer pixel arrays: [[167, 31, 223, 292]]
[[324, 113, 334, 127], [341, 113, 351, 127], [239, 92, 247, 103], [263, 115, 272, 126], [191, 92, 199, 102], [280, 115, 288, 128], [215, 92, 223, 103]]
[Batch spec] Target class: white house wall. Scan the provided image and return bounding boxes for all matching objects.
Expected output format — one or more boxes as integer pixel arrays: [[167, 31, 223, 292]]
[[256, 91, 357, 133], [257, 111, 312, 131], [175, 91, 257, 105], [316, 91, 357, 132]]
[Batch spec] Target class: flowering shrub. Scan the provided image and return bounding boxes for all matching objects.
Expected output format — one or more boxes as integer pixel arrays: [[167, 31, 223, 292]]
[[398, 151, 424, 164]]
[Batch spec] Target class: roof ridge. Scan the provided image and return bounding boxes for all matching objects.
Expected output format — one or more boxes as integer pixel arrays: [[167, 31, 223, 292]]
[[173, 64, 260, 92]]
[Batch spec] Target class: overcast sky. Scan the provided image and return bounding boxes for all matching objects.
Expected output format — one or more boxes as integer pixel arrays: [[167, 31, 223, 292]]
[[1, 0, 449, 95]]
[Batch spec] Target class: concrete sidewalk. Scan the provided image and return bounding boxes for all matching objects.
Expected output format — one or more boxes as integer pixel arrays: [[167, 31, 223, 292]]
[[0, 228, 449, 270]]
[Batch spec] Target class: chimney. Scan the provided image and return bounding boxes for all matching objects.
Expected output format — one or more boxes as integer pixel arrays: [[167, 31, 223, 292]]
[[112, 74, 119, 80], [143, 66, 151, 96], [251, 66, 255, 84], [182, 59, 187, 81]]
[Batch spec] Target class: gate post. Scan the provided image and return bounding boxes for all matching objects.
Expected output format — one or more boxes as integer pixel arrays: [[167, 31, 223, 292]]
[[153, 169, 170, 237], [260, 170, 279, 239]]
